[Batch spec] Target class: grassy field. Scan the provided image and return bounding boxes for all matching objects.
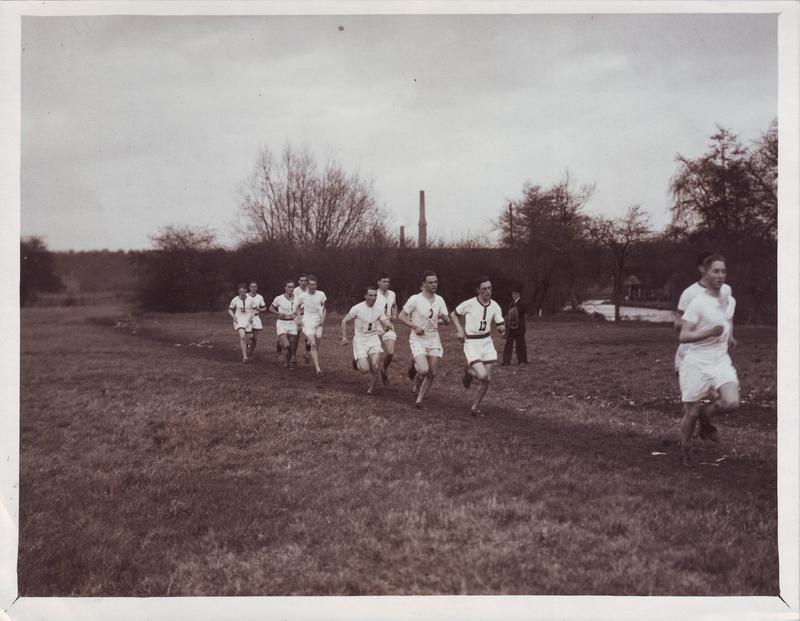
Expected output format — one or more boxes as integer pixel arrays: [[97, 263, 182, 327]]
[[18, 305, 778, 596]]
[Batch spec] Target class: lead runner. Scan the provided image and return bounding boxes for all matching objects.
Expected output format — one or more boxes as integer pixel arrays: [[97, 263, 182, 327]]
[[449, 277, 506, 416], [677, 255, 741, 467]]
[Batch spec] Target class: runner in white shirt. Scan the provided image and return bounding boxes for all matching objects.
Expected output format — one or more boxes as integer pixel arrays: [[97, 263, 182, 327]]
[[341, 286, 393, 395], [270, 280, 299, 368], [227, 283, 254, 363], [677, 255, 740, 468], [375, 273, 398, 385], [673, 252, 734, 443], [245, 282, 267, 359], [297, 275, 327, 375], [292, 274, 310, 362], [450, 278, 506, 416], [399, 270, 450, 409], [674, 252, 734, 370]]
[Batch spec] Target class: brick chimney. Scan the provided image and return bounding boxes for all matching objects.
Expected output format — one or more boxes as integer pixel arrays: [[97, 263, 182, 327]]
[[418, 190, 427, 249]]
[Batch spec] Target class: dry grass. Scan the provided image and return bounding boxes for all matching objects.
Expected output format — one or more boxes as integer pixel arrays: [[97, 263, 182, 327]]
[[18, 306, 777, 596]]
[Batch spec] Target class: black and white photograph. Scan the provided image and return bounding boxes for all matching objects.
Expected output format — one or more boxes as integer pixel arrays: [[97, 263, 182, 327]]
[[1, 2, 798, 620]]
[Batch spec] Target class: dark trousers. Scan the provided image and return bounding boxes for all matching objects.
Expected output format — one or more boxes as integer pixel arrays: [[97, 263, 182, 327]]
[[502, 328, 527, 364]]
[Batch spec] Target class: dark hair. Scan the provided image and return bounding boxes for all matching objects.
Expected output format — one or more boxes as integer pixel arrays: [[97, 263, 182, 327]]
[[249, 281, 257, 287], [298, 273, 308, 280], [475, 276, 492, 291], [696, 252, 713, 267], [702, 254, 726, 270], [307, 274, 318, 283], [285, 280, 295, 288], [377, 273, 391, 281], [421, 270, 437, 283], [364, 285, 378, 296], [237, 282, 248, 290]]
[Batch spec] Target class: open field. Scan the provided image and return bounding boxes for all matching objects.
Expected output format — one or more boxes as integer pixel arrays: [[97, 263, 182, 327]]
[[18, 306, 777, 596]]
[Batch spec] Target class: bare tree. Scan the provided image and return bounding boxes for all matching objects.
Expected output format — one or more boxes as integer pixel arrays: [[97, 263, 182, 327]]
[[150, 225, 218, 252], [239, 144, 387, 249], [589, 205, 651, 322]]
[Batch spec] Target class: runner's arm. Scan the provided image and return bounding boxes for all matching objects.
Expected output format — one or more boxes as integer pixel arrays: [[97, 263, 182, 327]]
[[449, 311, 465, 343], [399, 309, 424, 335], [340, 310, 356, 343], [673, 310, 685, 337], [379, 315, 393, 332], [679, 320, 724, 344]]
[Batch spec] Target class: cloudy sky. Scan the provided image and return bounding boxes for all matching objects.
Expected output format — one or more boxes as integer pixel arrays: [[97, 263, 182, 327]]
[[20, 12, 777, 251]]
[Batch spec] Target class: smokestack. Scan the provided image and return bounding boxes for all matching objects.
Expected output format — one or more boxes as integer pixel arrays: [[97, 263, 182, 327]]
[[399, 225, 405, 249], [418, 190, 427, 249]]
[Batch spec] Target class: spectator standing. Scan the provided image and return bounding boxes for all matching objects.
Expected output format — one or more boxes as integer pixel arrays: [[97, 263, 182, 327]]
[[501, 287, 528, 367]]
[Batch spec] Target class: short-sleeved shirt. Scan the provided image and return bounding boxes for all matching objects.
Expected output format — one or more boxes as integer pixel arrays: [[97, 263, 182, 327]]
[[376, 289, 397, 318], [228, 295, 255, 326], [229, 296, 254, 319], [271, 294, 296, 318], [402, 293, 448, 335], [350, 301, 388, 337], [247, 293, 266, 314], [677, 281, 732, 313], [675, 282, 734, 369], [455, 297, 504, 336], [375, 289, 397, 318], [682, 290, 736, 362], [299, 290, 327, 318], [292, 286, 309, 301]]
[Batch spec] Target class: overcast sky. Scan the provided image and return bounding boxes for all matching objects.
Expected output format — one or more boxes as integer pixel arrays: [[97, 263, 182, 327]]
[[20, 13, 777, 251]]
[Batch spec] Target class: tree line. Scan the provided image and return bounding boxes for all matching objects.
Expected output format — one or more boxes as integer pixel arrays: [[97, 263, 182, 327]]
[[495, 120, 777, 323], [21, 121, 777, 323]]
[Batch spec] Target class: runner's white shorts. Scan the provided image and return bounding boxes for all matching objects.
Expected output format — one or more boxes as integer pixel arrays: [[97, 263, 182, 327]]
[[409, 332, 443, 359], [301, 316, 323, 338], [276, 319, 298, 336], [353, 334, 383, 360], [463, 336, 498, 365], [679, 354, 739, 403], [379, 328, 398, 343], [251, 315, 263, 331], [233, 317, 253, 332]]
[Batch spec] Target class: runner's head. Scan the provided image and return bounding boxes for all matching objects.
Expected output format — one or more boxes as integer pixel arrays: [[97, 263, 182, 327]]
[[364, 285, 378, 306], [308, 276, 318, 293], [377, 273, 390, 292], [421, 270, 438, 294], [284, 280, 295, 296], [237, 283, 247, 297], [249, 282, 258, 294], [298, 274, 308, 289], [696, 252, 715, 277], [475, 277, 492, 302], [702, 254, 727, 290]]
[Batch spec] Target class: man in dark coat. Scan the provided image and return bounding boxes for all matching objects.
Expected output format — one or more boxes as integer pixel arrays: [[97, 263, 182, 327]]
[[501, 286, 528, 366]]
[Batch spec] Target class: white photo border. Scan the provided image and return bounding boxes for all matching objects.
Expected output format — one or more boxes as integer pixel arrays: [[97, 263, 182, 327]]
[[1, 2, 797, 620]]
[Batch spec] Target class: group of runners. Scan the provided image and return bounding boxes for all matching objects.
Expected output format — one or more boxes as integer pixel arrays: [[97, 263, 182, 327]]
[[228, 274, 328, 375], [229, 271, 507, 415], [228, 253, 741, 465]]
